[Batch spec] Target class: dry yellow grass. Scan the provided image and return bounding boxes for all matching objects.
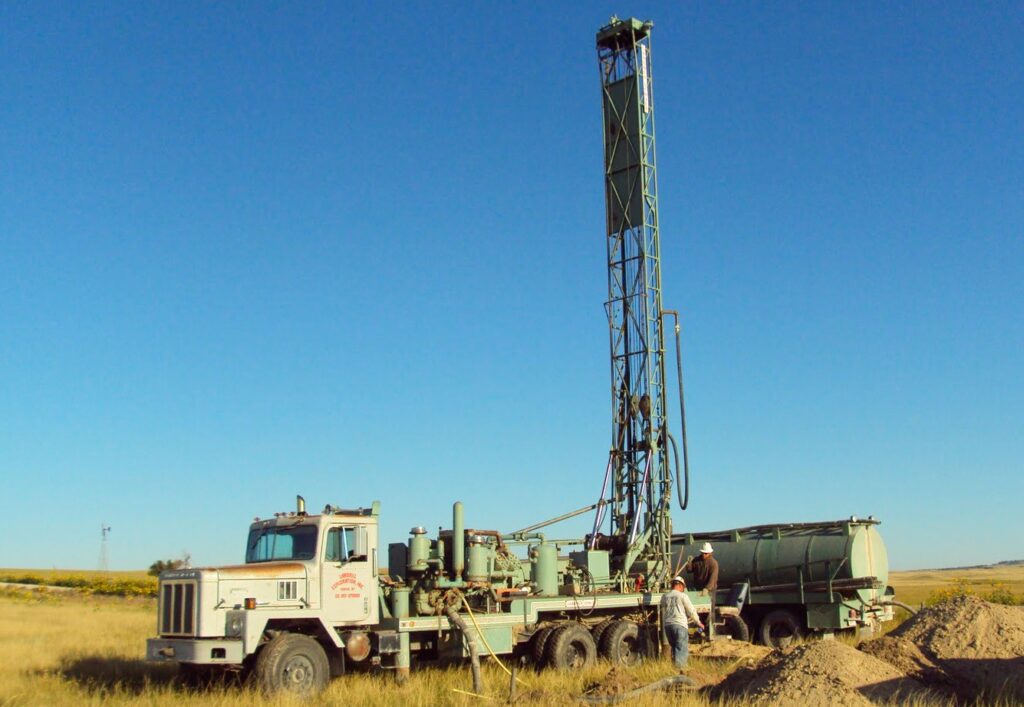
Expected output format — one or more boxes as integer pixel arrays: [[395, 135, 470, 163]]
[[0, 591, 719, 706], [0, 569, 152, 582], [3, 564, 1021, 705], [890, 564, 1024, 607]]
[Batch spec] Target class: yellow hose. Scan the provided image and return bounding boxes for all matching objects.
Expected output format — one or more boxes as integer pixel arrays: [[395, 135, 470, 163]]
[[460, 595, 532, 688]]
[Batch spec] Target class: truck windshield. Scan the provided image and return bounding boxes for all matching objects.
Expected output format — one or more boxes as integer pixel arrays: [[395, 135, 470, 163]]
[[246, 524, 318, 563]]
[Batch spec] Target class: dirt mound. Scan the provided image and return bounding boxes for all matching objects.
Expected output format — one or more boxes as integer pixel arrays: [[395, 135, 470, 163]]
[[714, 640, 924, 706], [581, 666, 645, 697], [858, 635, 967, 699], [691, 639, 773, 663], [877, 595, 1024, 699], [890, 595, 1024, 660]]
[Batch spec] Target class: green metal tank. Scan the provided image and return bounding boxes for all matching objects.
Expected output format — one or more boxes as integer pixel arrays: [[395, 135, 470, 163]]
[[407, 527, 430, 573], [673, 518, 888, 604], [531, 542, 559, 596]]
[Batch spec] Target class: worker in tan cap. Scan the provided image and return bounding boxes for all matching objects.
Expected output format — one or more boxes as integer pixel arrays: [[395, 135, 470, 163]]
[[660, 575, 703, 669]]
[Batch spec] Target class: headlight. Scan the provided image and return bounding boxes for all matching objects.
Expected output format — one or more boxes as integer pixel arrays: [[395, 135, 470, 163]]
[[226, 613, 245, 637]]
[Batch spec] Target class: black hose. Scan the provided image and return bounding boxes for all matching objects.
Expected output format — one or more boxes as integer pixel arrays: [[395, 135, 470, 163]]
[[669, 315, 690, 511], [578, 674, 697, 704], [667, 432, 685, 512], [880, 600, 918, 615]]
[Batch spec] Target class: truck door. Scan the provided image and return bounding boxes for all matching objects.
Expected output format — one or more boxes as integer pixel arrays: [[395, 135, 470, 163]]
[[321, 525, 377, 625]]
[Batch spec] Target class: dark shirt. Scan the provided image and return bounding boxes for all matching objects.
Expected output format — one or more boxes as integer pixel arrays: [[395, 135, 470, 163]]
[[689, 555, 719, 592]]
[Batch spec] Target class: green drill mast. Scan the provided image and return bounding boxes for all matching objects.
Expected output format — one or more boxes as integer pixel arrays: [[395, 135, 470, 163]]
[[589, 17, 682, 592]]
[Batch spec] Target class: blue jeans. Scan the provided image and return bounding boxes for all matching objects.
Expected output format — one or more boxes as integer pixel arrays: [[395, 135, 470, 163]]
[[664, 623, 689, 668]]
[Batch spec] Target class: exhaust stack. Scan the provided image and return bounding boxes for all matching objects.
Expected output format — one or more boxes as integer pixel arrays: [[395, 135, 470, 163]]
[[297, 495, 306, 515]]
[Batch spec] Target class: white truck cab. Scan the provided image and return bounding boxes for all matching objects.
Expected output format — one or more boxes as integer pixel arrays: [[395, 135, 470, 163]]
[[147, 498, 380, 681]]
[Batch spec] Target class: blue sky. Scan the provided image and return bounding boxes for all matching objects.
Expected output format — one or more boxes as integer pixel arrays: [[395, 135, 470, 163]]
[[1, 2, 1021, 572]]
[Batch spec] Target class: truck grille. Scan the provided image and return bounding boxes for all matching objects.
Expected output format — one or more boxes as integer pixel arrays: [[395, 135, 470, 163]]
[[160, 580, 197, 636]]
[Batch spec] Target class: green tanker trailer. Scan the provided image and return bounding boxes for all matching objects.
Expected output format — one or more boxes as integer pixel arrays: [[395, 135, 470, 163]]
[[673, 517, 894, 647]]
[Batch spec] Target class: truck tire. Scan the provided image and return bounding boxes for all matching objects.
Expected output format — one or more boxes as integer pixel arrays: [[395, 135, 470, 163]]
[[251, 633, 330, 695], [758, 609, 803, 649], [718, 614, 750, 642], [590, 619, 614, 647], [599, 620, 641, 666], [545, 623, 597, 670], [530, 626, 556, 668]]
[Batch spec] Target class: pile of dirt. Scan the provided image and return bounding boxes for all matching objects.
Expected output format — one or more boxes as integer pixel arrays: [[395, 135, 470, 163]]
[[870, 595, 1024, 699], [891, 595, 1024, 659], [713, 640, 925, 706], [691, 639, 773, 664], [581, 666, 645, 697]]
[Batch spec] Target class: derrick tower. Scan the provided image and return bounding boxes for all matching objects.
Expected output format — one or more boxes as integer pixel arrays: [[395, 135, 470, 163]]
[[591, 17, 678, 589]]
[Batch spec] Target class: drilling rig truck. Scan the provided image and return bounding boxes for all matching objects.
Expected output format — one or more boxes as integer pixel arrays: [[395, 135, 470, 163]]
[[146, 17, 894, 694]]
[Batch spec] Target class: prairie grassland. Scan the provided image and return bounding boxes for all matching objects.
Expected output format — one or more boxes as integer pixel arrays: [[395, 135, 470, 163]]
[[889, 564, 1024, 607], [0, 591, 723, 706], [0, 569, 156, 597], [3, 565, 1021, 706], [0, 569, 152, 582]]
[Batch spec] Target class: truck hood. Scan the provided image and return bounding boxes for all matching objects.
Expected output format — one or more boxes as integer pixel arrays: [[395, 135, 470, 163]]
[[199, 562, 307, 579]]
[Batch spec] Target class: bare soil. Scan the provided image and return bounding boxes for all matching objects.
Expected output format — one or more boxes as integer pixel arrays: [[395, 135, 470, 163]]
[[864, 595, 1024, 701], [712, 640, 926, 706], [582, 666, 646, 697], [712, 597, 1024, 705], [690, 639, 773, 663]]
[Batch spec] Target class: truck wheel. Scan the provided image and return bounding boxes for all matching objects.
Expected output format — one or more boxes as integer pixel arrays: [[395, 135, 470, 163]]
[[590, 619, 614, 647], [718, 614, 750, 642], [599, 620, 641, 666], [252, 633, 330, 695], [758, 609, 803, 649], [530, 626, 556, 668], [545, 623, 597, 670]]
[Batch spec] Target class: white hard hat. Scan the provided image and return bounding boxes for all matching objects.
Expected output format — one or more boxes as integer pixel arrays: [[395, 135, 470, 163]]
[[700, 542, 714, 554], [671, 575, 686, 585]]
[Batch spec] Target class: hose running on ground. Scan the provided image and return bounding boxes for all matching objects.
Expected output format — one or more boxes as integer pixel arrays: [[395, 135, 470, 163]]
[[459, 595, 532, 688]]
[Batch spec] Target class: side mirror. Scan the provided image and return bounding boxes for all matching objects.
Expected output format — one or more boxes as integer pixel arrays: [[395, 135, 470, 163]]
[[352, 526, 369, 560]]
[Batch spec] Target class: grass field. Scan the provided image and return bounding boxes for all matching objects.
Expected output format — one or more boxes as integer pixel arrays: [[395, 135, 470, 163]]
[[1, 564, 1021, 705], [0, 590, 725, 706], [889, 564, 1024, 607]]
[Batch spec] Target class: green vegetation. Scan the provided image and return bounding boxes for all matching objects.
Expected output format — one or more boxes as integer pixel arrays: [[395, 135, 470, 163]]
[[147, 558, 190, 577], [926, 577, 1023, 606], [0, 571, 156, 597]]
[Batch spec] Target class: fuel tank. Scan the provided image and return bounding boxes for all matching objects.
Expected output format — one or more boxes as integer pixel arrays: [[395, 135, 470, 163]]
[[672, 518, 888, 604]]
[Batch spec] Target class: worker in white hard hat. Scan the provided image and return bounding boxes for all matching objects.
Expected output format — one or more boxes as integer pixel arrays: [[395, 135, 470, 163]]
[[685, 542, 719, 637], [660, 575, 703, 669], [686, 542, 718, 595]]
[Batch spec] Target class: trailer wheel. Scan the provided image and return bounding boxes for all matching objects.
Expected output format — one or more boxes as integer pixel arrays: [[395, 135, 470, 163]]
[[545, 623, 597, 670], [251, 633, 330, 695], [599, 620, 641, 666], [758, 609, 803, 649], [718, 614, 750, 642], [530, 626, 556, 668]]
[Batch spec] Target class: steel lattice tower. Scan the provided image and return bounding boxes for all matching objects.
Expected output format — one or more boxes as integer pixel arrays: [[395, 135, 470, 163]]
[[595, 17, 672, 587]]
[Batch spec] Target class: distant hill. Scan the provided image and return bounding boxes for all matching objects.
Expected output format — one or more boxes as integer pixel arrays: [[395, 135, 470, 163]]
[[901, 559, 1024, 572]]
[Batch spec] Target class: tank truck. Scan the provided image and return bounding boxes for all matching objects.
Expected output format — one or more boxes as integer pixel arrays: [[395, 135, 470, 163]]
[[674, 519, 894, 648]]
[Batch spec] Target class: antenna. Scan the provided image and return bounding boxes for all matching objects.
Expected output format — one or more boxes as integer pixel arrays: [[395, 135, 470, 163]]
[[99, 524, 111, 573]]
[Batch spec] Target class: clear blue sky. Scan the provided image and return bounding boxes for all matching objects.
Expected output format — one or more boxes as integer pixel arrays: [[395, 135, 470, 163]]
[[2, 3, 1021, 572]]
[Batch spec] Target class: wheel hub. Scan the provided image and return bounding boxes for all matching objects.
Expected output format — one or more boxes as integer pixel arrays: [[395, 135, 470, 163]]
[[283, 655, 314, 689]]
